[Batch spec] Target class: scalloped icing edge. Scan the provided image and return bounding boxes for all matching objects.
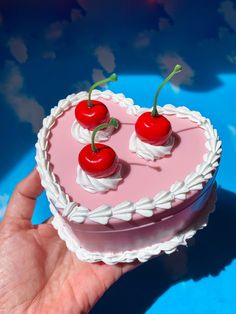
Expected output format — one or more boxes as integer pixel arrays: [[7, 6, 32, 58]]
[[51, 184, 217, 265], [36, 90, 222, 225]]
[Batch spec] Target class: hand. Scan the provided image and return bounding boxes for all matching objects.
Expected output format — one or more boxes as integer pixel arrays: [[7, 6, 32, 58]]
[[0, 169, 136, 314]]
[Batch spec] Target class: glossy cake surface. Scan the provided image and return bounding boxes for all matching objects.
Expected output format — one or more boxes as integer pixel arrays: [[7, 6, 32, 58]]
[[48, 98, 207, 211]]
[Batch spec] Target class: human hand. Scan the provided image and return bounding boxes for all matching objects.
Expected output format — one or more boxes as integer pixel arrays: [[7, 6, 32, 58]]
[[0, 169, 135, 314]]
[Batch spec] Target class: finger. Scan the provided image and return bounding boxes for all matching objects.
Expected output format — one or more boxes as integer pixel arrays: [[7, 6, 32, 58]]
[[39, 216, 53, 225], [45, 217, 53, 224], [5, 168, 44, 221], [116, 260, 140, 275]]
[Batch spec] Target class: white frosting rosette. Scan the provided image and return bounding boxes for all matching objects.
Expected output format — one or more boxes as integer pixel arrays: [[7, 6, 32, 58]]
[[129, 132, 175, 161], [71, 120, 114, 144], [76, 164, 123, 193], [71, 73, 119, 144]]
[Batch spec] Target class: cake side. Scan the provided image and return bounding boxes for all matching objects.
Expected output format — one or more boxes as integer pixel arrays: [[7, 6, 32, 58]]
[[61, 179, 215, 253], [50, 182, 217, 264]]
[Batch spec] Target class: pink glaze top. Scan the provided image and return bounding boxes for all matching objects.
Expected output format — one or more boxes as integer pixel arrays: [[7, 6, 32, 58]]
[[48, 98, 208, 213]]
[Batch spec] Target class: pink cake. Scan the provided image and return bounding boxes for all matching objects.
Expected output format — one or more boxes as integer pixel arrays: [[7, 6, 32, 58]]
[[35, 90, 221, 264]]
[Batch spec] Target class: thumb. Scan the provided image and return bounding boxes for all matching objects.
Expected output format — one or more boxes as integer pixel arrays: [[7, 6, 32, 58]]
[[4, 169, 44, 222]]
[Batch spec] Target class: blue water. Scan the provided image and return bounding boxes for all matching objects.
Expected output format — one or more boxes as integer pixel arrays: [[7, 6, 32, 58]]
[[1, 73, 236, 314], [1, 0, 236, 312]]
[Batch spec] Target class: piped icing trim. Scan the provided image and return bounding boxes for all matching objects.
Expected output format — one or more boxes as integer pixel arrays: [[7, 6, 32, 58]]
[[35, 90, 222, 225], [76, 164, 122, 193], [129, 132, 175, 161], [50, 184, 216, 264], [71, 120, 113, 144]]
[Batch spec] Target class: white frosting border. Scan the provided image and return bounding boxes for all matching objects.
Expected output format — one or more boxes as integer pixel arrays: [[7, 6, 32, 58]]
[[35, 90, 222, 225], [50, 184, 217, 264]]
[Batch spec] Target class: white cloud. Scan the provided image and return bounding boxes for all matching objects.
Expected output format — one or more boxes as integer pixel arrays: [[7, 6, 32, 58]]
[[45, 21, 68, 40], [157, 53, 195, 86], [218, 1, 236, 32], [0, 62, 45, 133], [94, 46, 116, 73], [227, 53, 236, 64], [92, 68, 107, 86], [228, 124, 236, 152], [42, 50, 56, 60], [157, 0, 179, 19], [218, 26, 231, 39], [171, 84, 180, 94], [133, 21, 170, 49], [9, 95, 45, 133], [228, 124, 236, 136], [0, 194, 9, 219], [8, 37, 28, 64], [73, 80, 91, 92], [71, 8, 82, 22], [134, 31, 151, 48]]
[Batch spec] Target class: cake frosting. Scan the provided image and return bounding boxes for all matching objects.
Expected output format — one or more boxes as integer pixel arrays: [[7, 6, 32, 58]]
[[76, 164, 123, 193], [129, 132, 175, 161], [71, 120, 114, 144], [35, 89, 221, 264], [51, 183, 216, 264]]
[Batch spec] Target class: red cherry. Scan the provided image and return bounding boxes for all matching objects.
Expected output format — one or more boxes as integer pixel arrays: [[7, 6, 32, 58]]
[[75, 100, 110, 130], [79, 143, 119, 178], [134, 64, 182, 146], [135, 112, 172, 145]]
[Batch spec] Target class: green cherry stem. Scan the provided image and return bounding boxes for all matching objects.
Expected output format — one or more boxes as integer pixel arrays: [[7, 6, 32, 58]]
[[91, 118, 119, 152], [151, 64, 183, 117], [88, 73, 118, 108]]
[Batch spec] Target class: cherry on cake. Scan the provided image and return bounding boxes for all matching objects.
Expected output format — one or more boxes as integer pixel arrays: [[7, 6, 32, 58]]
[[72, 74, 118, 144]]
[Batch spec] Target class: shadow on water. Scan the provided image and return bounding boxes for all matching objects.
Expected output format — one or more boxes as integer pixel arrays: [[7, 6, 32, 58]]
[[91, 187, 236, 314]]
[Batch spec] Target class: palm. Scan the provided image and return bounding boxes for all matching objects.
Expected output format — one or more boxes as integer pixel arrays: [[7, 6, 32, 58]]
[[0, 170, 134, 314]]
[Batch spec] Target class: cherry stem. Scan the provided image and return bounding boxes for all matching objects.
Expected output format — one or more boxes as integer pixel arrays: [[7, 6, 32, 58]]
[[88, 73, 118, 108], [151, 64, 183, 117], [91, 118, 119, 152]]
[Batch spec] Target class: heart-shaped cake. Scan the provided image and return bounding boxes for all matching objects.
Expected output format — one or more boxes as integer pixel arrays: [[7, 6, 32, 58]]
[[36, 89, 221, 265]]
